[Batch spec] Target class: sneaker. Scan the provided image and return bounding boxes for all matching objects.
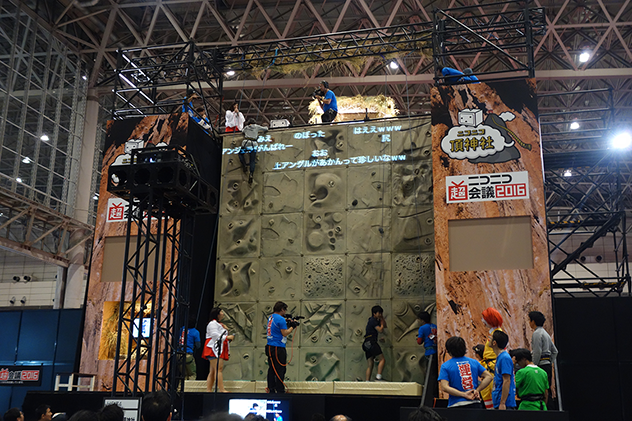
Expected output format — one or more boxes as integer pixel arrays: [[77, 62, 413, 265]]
[[248, 173, 254, 184]]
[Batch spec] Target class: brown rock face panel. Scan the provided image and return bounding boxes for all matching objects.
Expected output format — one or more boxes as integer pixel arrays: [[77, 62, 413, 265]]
[[431, 80, 553, 374]]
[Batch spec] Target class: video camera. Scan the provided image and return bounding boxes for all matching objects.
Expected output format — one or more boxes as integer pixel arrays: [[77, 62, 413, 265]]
[[284, 314, 305, 329], [312, 89, 324, 99]]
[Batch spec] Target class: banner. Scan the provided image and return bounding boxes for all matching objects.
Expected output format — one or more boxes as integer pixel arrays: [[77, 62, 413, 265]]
[[0, 365, 42, 386]]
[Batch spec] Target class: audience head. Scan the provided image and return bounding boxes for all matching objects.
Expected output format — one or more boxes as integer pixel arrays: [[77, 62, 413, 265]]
[[204, 413, 243, 421], [445, 336, 467, 358], [68, 411, 98, 421], [528, 311, 546, 327], [141, 391, 172, 421], [328, 416, 351, 421], [98, 404, 124, 421], [407, 406, 445, 421], [482, 308, 503, 328], [492, 330, 509, 350], [417, 311, 431, 324], [4, 408, 24, 421], [36, 406, 52, 421]]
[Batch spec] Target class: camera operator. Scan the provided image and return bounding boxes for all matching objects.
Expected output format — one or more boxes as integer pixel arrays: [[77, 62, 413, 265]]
[[266, 301, 297, 393], [314, 80, 338, 123]]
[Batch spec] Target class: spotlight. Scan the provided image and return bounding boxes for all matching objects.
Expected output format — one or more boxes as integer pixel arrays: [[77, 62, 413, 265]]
[[22, 157, 32, 164], [13, 276, 20, 282], [563, 169, 572, 177], [570, 122, 580, 130], [40, 134, 50, 141], [389, 61, 399, 70], [226, 70, 235, 77], [579, 52, 590, 63], [611, 131, 632, 149], [23, 275, 31, 282], [82, 75, 88, 81], [16, 177, 22, 183], [20, 296, 26, 304], [9, 296, 16, 304]]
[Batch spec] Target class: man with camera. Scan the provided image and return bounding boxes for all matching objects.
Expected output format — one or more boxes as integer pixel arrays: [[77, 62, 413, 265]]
[[314, 80, 338, 123], [266, 301, 298, 393]]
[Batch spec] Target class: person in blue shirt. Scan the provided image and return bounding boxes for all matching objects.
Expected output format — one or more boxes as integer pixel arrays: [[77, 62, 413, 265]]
[[417, 311, 438, 404], [179, 316, 201, 380], [439, 336, 492, 408], [491, 330, 517, 410], [315, 80, 338, 123], [440, 66, 479, 84], [266, 301, 296, 393]]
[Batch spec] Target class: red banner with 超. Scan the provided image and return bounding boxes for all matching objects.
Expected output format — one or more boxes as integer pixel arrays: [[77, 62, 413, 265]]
[[0, 365, 42, 386]]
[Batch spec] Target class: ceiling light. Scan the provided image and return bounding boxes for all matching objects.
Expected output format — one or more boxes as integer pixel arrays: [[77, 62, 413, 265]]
[[16, 177, 22, 183], [22, 157, 32, 164], [563, 169, 572, 177], [226, 70, 235, 77], [13, 276, 20, 282], [23, 275, 31, 282], [82, 75, 88, 81], [389, 61, 399, 70], [579, 52, 590, 63], [93, 194, 99, 200], [570, 122, 580, 130], [611, 131, 632, 149], [40, 134, 49, 141]]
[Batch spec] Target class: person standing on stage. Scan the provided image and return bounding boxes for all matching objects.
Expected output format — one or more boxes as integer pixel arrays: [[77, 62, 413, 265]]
[[417, 311, 438, 403], [510, 348, 549, 411], [202, 307, 234, 392], [480, 307, 504, 409], [225, 102, 245, 132], [314, 81, 338, 123], [528, 311, 558, 399], [439, 336, 492, 408], [490, 330, 516, 410], [266, 301, 296, 393], [179, 316, 201, 380], [363, 305, 387, 381]]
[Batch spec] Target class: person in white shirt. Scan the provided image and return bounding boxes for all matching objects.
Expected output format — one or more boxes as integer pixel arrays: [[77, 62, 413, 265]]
[[225, 102, 245, 132]]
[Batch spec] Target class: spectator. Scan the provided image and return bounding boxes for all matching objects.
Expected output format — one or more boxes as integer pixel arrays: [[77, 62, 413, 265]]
[[67, 412, 97, 421], [406, 406, 445, 421], [35, 406, 52, 421], [98, 404, 123, 421], [4, 408, 24, 421], [328, 416, 351, 421], [141, 391, 172, 421]]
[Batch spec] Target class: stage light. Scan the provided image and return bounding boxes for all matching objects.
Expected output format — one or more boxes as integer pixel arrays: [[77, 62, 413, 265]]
[[570, 122, 580, 130], [389, 61, 399, 70], [40, 134, 49, 141], [93, 194, 99, 200], [22, 156, 32, 164], [13, 276, 20, 282], [563, 169, 572, 177], [23, 275, 31, 282], [16, 177, 22, 183], [611, 131, 632, 149], [82, 75, 88, 81], [20, 296, 26, 304], [579, 52, 590, 63], [9, 296, 16, 304], [226, 70, 235, 77]]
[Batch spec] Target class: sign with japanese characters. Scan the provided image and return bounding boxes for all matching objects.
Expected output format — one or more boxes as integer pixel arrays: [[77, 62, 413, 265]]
[[446, 171, 529, 203], [103, 398, 142, 421], [0, 365, 42, 386], [107, 197, 129, 222]]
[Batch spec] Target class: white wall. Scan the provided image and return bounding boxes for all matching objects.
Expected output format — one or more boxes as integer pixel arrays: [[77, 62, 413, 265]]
[[0, 250, 60, 308]]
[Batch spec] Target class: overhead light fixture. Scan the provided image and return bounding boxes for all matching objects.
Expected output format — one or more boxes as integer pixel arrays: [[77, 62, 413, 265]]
[[563, 169, 572, 177], [82, 75, 88, 81], [226, 70, 235, 77], [611, 131, 632, 149], [20, 296, 26, 304], [22, 157, 32, 164], [93, 194, 99, 200], [570, 122, 580, 130], [9, 296, 16, 304], [389, 61, 399, 70], [40, 134, 49, 141], [23, 275, 31, 282], [579, 52, 590, 63], [13, 276, 20, 282], [16, 177, 22, 183]]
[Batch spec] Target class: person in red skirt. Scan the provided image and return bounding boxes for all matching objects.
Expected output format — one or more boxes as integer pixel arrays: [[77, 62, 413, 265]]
[[202, 307, 234, 392]]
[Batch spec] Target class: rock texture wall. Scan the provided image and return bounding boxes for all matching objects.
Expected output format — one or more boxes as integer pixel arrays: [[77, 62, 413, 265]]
[[216, 117, 435, 383]]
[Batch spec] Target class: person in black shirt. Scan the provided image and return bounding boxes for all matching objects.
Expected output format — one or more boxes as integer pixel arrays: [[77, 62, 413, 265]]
[[363, 305, 387, 381]]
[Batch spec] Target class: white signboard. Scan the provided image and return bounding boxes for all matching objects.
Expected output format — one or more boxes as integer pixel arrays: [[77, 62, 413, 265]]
[[446, 171, 529, 203], [106, 197, 129, 223], [103, 397, 142, 421]]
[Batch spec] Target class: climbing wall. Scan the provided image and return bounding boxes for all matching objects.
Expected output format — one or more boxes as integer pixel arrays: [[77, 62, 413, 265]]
[[215, 117, 435, 382]]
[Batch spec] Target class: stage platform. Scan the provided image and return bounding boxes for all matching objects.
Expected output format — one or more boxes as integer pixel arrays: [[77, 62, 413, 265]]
[[184, 380, 422, 396]]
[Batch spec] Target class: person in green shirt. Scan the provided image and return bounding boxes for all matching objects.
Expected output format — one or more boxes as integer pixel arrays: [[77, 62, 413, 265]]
[[509, 348, 549, 410]]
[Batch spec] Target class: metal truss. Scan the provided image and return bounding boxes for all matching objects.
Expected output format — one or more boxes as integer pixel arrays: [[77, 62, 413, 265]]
[[110, 41, 223, 137], [545, 148, 631, 297], [0, 185, 93, 267], [433, 1, 546, 82]]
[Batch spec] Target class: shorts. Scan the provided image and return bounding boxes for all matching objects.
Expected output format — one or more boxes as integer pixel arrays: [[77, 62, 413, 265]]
[[363, 340, 382, 359]]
